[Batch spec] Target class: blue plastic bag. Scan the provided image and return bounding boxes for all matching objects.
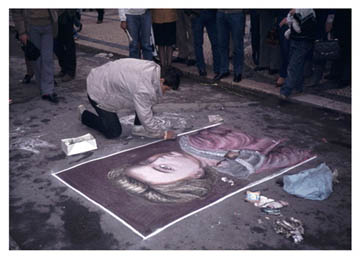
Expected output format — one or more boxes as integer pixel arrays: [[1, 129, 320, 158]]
[[283, 163, 333, 200]]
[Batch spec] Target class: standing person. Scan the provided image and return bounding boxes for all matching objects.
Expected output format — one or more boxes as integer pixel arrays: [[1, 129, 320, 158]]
[[118, 9, 153, 60], [12, 9, 60, 103], [325, 9, 351, 88], [255, 9, 281, 75], [249, 9, 260, 66], [79, 58, 181, 139], [96, 9, 104, 24], [214, 9, 245, 83], [280, 9, 317, 99], [174, 10, 196, 66], [54, 9, 77, 82], [276, 9, 291, 87], [151, 9, 177, 72], [190, 9, 220, 77]]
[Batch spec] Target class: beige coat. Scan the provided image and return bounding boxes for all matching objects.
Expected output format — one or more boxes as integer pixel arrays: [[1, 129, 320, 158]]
[[12, 9, 59, 37], [87, 58, 165, 138]]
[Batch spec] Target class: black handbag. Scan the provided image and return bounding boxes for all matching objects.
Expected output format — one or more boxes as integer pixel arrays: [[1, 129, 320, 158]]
[[313, 37, 340, 61], [22, 40, 41, 61]]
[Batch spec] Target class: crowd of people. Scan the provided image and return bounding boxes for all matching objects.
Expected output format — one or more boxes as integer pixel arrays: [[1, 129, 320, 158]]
[[11, 9, 351, 140]]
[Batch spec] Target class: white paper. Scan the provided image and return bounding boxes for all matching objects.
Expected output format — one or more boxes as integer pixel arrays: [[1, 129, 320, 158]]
[[61, 133, 97, 156]]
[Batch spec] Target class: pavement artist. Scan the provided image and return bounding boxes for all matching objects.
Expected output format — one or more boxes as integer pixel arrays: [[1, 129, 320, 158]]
[[79, 58, 181, 140]]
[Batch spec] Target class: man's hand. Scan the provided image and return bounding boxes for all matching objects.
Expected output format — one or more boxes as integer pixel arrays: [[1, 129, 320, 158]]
[[325, 22, 333, 33], [279, 17, 287, 28], [120, 21, 127, 30], [164, 130, 177, 140], [19, 33, 28, 45]]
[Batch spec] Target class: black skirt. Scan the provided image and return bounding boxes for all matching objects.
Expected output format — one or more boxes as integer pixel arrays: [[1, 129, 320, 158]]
[[152, 21, 176, 46]]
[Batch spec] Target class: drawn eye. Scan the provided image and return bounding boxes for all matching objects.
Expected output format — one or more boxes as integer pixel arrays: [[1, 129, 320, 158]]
[[159, 164, 174, 171]]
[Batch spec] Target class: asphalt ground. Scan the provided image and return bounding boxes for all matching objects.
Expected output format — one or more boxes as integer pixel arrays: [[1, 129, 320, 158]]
[[8, 9, 352, 253]]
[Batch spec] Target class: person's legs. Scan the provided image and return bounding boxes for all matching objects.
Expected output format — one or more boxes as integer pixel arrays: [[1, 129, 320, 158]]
[[250, 10, 260, 65], [28, 25, 42, 90], [229, 12, 245, 77], [204, 11, 220, 74], [62, 18, 76, 78], [281, 40, 312, 96], [191, 14, 206, 73], [139, 10, 153, 60], [126, 14, 141, 59], [81, 96, 122, 139], [216, 11, 230, 75]]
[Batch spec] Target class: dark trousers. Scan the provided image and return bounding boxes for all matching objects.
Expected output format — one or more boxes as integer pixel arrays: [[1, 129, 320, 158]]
[[54, 17, 76, 77], [82, 96, 122, 139], [97, 9, 104, 22], [280, 40, 313, 97], [249, 10, 260, 66], [191, 10, 220, 74], [81, 96, 142, 139]]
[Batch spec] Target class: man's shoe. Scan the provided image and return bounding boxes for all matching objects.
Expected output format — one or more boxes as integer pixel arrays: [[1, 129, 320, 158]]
[[78, 104, 86, 121], [55, 71, 66, 78], [131, 125, 147, 137], [42, 93, 59, 104], [199, 70, 207, 77], [213, 72, 230, 81], [187, 59, 196, 66], [22, 74, 33, 84], [233, 74, 242, 83], [97, 20, 103, 24], [61, 74, 74, 82]]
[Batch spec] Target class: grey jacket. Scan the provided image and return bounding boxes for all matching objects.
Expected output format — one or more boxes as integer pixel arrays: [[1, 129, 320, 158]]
[[87, 58, 165, 138]]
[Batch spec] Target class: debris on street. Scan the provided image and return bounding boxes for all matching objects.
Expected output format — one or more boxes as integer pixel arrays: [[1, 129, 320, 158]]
[[283, 163, 333, 200], [273, 217, 305, 244]]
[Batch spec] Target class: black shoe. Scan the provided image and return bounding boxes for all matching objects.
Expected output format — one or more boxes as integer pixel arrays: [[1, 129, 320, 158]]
[[213, 73, 220, 80], [173, 57, 187, 64], [198, 70, 207, 76], [97, 20, 103, 24], [22, 74, 33, 84], [233, 74, 242, 82], [213, 72, 230, 81], [42, 93, 59, 103], [187, 59, 196, 66], [268, 69, 278, 75]]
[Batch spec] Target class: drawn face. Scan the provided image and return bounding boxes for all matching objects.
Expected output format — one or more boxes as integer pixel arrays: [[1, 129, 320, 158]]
[[125, 151, 204, 185]]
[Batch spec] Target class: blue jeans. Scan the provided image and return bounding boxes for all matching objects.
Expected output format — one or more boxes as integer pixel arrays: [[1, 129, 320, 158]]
[[191, 10, 220, 73], [280, 40, 313, 96], [278, 24, 290, 78], [126, 10, 153, 60], [28, 24, 55, 95], [216, 11, 245, 75]]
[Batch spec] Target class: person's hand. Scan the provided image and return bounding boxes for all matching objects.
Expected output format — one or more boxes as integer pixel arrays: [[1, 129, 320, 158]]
[[164, 130, 177, 140], [279, 17, 287, 27], [120, 21, 127, 30], [325, 22, 333, 33], [289, 9, 296, 15], [19, 33, 28, 45]]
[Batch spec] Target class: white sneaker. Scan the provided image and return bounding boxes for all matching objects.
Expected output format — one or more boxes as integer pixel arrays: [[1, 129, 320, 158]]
[[78, 104, 86, 121], [131, 125, 147, 136]]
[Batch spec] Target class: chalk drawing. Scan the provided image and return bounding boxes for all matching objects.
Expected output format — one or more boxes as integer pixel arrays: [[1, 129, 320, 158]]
[[119, 112, 189, 130], [11, 137, 57, 154]]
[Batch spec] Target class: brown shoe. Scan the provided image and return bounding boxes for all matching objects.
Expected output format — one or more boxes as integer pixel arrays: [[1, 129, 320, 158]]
[[61, 74, 74, 82], [276, 77, 285, 87]]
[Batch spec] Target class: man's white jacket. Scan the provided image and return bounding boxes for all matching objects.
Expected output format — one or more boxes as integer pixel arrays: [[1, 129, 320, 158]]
[[87, 58, 164, 138]]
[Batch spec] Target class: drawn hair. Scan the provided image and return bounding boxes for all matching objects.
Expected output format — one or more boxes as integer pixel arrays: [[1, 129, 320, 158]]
[[107, 164, 217, 203]]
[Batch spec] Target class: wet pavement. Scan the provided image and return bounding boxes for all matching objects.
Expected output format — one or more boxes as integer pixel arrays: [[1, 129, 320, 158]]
[[9, 10, 351, 250]]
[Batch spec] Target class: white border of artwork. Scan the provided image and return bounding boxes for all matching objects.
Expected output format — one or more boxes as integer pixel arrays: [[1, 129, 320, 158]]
[[52, 123, 317, 240]]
